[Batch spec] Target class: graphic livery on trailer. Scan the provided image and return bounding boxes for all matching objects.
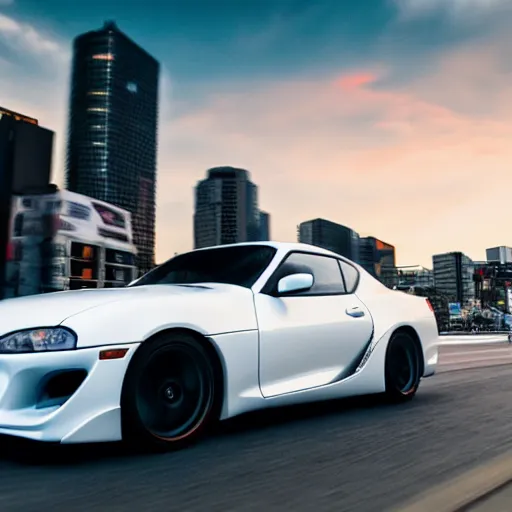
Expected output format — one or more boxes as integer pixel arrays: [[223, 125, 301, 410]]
[[5, 189, 137, 297]]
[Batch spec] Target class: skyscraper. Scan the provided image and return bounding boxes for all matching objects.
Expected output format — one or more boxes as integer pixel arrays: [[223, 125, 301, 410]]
[[194, 166, 269, 249], [65, 21, 160, 274], [433, 251, 474, 305], [298, 218, 360, 261], [259, 211, 270, 241], [359, 236, 396, 286]]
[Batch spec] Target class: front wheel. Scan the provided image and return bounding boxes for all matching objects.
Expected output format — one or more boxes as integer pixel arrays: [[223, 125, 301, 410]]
[[384, 331, 421, 403], [121, 332, 218, 451]]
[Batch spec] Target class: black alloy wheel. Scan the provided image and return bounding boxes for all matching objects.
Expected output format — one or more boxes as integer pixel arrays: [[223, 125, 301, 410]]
[[384, 331, 421, 403], [121, 332, 218, 451]]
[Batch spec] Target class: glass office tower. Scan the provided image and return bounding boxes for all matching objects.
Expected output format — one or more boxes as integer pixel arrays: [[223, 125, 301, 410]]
[[298, 218, 360, 262], [194, 167, 268, 249], [66, 21, 159, 275]]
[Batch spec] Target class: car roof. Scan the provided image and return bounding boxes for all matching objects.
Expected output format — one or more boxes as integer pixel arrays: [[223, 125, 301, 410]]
[[165, 241, 378, 292], [192, 241, 348, 260]]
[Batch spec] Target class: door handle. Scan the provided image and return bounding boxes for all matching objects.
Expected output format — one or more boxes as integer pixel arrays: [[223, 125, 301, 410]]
[[346, 306, 365, 318]]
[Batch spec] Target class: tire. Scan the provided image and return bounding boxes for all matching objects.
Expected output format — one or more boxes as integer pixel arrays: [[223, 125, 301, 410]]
[[384, 331, 421, 403], [121, 332, 218, 452]]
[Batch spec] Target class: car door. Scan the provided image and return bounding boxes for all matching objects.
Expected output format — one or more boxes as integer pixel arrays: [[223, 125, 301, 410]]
[[254, 251, 374, 398]]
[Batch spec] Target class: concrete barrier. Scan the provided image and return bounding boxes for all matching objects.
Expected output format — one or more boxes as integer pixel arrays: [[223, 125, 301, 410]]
[[439, 334, 508, 345], [440, 331, 509, 335]]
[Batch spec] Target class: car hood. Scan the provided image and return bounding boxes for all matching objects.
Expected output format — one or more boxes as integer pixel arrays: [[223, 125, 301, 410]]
[[0, 284, 240, 336]]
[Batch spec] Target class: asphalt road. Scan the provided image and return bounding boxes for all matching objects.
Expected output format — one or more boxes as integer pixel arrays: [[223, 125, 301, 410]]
[[1, 343, 512, 512]]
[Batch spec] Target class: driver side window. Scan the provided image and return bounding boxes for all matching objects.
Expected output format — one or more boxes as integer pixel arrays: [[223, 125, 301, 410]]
[[273, 252, 346, 296]]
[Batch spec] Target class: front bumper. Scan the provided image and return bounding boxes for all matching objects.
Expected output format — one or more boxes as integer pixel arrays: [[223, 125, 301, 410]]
[[0, 343, 140, 443]]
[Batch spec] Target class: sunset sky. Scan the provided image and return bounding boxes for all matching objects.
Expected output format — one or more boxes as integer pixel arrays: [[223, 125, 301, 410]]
[[1, 0, 512, 267]]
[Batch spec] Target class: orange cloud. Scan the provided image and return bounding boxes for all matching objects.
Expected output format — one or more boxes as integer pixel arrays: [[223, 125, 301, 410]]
[[337, 72, 377, 90], [158, 42, 512, 267]]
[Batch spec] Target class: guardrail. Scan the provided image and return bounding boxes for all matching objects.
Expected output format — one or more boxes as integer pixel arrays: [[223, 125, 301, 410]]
[[440, 331, 510, 336]]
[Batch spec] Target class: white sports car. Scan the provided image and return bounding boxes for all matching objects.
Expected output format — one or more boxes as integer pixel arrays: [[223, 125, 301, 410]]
[[0, 242, 439, 450]]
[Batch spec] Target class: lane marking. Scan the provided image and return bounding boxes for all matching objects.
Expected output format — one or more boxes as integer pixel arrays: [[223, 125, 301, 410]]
[[393, 451, 512, 512], [436, 362, 512, 375], [440, 352, 510, 358], [439, 355, 512, 365], [440, 343, 512, 355]]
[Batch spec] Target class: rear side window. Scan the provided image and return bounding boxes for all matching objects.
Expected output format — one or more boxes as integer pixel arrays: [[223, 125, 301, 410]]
[[339, 260, 359, 293], [272, 252, 346, 295]]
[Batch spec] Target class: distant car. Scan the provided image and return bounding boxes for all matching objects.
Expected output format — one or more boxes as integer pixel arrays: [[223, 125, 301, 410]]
[[0, 242, 439, 450]]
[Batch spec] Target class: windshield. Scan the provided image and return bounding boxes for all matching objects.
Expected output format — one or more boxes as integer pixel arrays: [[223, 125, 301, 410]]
[[130, 245, 277, 289]]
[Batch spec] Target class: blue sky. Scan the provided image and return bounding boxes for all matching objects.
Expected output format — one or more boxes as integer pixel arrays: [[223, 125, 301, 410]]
[[4, 0, 490, 87], [1, 0, 512, 266]]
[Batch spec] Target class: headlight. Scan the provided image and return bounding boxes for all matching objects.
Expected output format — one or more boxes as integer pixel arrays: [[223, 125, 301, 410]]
[[0, 328, 77, 354]]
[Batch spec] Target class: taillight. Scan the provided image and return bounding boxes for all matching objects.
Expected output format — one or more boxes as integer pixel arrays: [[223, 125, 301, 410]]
[[426, 298, 435, 313]]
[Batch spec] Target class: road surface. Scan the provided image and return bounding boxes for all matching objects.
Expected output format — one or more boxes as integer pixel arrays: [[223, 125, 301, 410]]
[[0, 343, 512, 512], [438, 342, 512, 371], [467, 481, 512, 512]]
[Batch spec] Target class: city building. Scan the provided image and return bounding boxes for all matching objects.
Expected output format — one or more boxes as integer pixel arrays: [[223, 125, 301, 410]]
[[65, 21, 160, 275], [394, 283, 450, 333], [194, 167, 269, 248], [259, 211, 270, 241], [432, 251, 475, 305], [0, 107, 54, 299], [297, 218, 360, 261], [396, 265, 434, 288], [486, 246, 512, 264], [359, 236, 396, 286], [474, 261, 512, 312], [0, 107, 38, 126]]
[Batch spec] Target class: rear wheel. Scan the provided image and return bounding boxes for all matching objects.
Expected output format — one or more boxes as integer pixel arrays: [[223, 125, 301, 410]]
[[121, 332, 218, 451], [384, 331, 421, 403]]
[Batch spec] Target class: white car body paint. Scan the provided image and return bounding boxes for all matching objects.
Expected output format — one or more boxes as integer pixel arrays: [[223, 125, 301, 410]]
[[0, 242, 439, 443]]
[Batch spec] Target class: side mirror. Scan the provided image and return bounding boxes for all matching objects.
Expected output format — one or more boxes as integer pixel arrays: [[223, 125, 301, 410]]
[[277, 273, 314, 295]]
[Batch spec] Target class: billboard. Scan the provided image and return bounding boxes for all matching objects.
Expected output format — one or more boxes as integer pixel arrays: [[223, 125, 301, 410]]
[[448, 302, 462, 317]]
